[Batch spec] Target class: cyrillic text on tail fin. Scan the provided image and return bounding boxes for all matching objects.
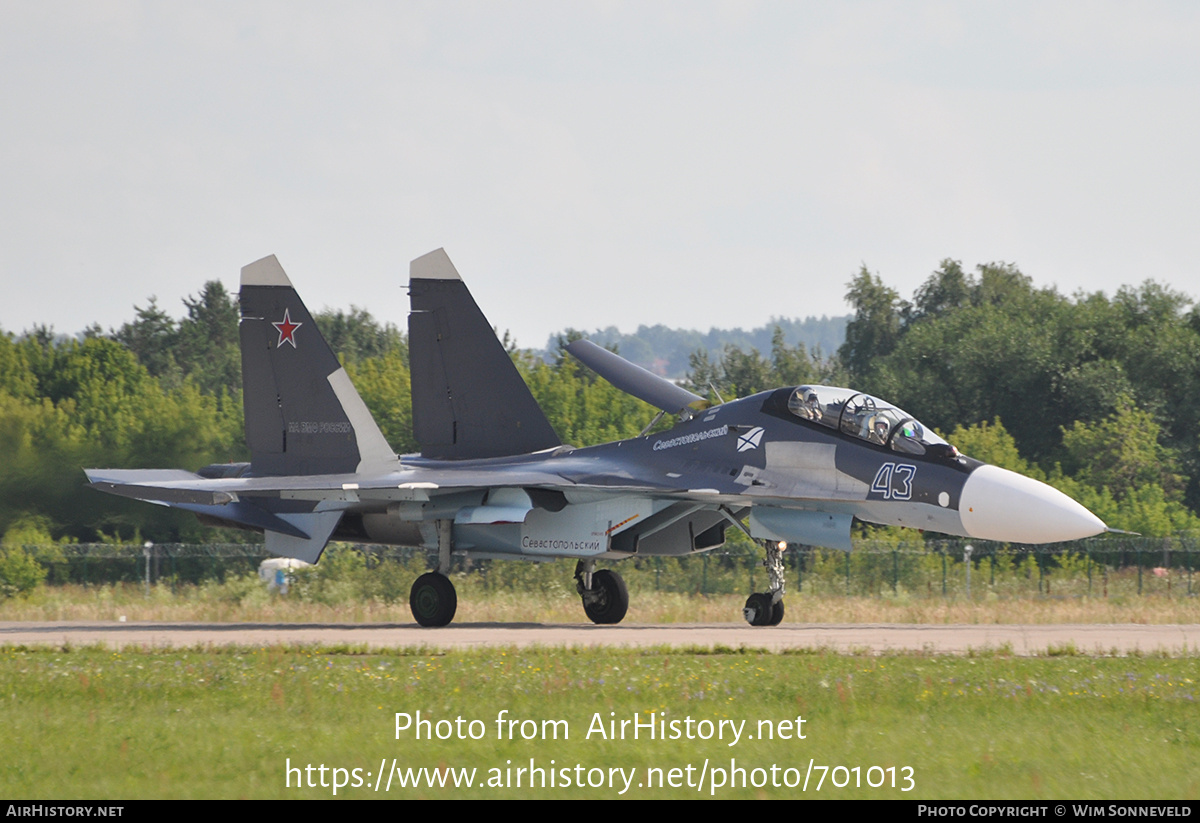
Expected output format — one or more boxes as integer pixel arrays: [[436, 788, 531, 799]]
[[239, 255, 397, 476]]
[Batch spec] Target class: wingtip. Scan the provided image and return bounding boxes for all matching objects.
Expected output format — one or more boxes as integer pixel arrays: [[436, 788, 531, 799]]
[[410, 248, 461, 282], [241, 255, 293, 287]]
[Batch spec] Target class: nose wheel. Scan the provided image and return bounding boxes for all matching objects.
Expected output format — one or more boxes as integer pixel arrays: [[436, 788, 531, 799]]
[[743, 540, 786, 627], [744, 592, 784, 626]]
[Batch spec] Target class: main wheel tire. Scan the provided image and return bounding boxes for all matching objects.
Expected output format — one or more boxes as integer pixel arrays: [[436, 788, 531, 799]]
[[768, 598, 785, 626], [409, 572, 457, 627], [582, 569, 629, 625], [743, 592, 772, 626]]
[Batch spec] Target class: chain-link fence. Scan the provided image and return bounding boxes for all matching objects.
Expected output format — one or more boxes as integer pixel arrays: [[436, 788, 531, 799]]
[[6, 535, 1199, 600]]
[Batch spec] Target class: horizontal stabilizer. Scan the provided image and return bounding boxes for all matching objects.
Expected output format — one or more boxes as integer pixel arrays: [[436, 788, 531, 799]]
[[85, 469, 234, 506], [567, 339, 709, 416], [88, 481, 235, 507], [85, 469, 319, 538]]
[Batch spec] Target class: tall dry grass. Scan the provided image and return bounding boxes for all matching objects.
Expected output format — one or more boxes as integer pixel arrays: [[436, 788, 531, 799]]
[[1, 580, 1197, 624]]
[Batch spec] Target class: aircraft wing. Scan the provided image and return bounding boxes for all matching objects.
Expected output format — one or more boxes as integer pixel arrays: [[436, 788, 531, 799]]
[[84, 461, 691, 505]]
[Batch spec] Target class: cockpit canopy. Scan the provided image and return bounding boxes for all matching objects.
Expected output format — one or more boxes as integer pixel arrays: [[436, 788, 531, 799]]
[[787, 385, 951, 456]]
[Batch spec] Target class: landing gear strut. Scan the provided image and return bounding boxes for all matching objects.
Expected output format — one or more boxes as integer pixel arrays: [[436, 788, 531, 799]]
[[575, 560, 629, 624], [743, 540, 786, 627], [410, 519, 457, 627]]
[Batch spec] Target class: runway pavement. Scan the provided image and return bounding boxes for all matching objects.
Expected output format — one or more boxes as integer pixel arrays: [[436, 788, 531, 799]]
[[1, 620, 1197, 655]]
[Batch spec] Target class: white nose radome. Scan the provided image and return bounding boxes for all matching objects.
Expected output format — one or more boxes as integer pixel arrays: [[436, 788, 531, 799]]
[[959, 464, 1106, 543]]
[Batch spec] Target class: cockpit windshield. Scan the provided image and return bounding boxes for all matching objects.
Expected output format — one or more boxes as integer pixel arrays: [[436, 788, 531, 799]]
[[786, 385, 950, 456]]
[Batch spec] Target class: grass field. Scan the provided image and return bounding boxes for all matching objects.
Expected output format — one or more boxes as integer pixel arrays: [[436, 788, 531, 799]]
[[2, 644, 1197, 799]]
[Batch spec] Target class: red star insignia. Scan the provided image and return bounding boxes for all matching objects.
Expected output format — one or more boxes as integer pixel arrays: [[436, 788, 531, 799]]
[[272, 309, 302, 348]]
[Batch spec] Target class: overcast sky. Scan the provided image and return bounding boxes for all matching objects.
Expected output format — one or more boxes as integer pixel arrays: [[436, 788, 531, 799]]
[[2, 1, 1199, 348]]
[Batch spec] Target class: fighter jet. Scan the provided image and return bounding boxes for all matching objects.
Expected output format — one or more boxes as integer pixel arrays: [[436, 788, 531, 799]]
[[86, 250, 1107, 627]]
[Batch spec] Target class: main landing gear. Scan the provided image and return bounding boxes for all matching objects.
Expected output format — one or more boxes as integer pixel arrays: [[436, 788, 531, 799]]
[[575, 560, 629, 625], [743, 540, 786, 627], [410, 519, 456, 627], [410, 572, 457, 627]]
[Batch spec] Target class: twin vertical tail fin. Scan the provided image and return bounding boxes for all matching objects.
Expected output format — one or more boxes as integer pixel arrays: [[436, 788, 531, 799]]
[[239, 255, 397, 477], [408, 249, 561, 459], [241, 249, 557, 467]]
